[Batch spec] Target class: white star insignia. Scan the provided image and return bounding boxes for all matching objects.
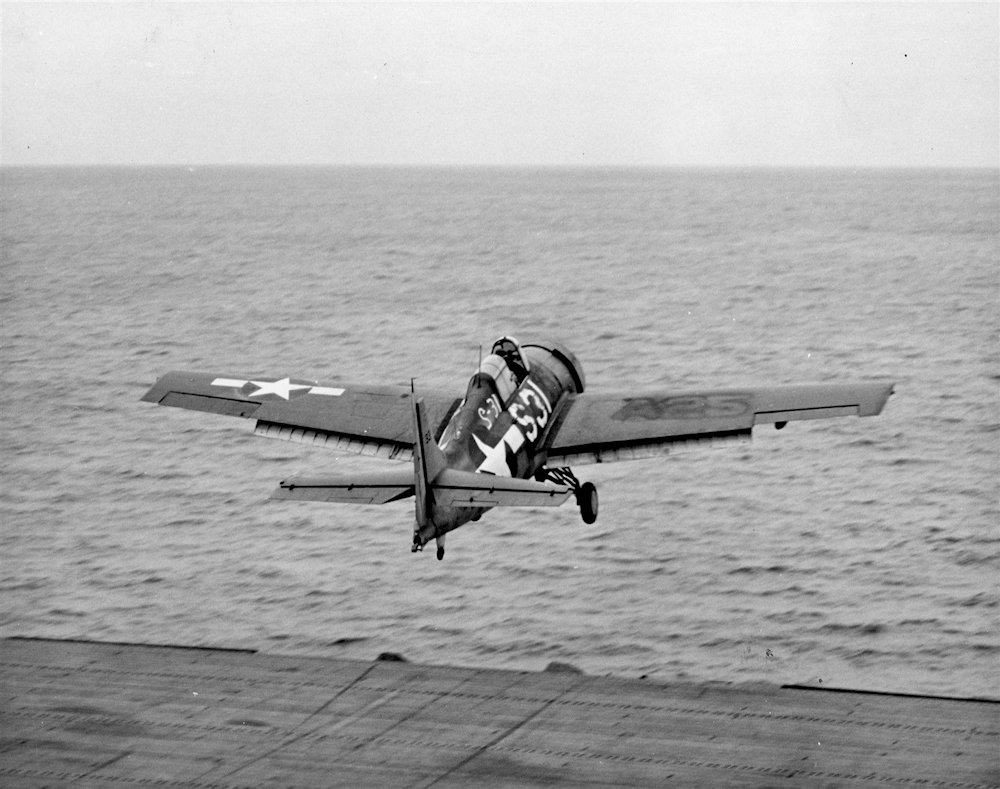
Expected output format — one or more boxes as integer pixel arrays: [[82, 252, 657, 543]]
[[473, 434, 511, 476], [473, 425, 525, 477], [246, 378, 312, 400], [211, 378, 345, 400]]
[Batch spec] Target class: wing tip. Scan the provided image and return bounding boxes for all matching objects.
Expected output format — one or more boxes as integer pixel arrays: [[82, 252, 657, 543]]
[[139, 371, 196, 404], [863, 380, 896, 416], [139, 379, 168, 404]]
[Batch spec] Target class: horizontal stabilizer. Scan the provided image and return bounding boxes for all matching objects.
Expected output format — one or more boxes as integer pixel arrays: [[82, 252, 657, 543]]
[[431, 469, 572, 508], [271, 469, 414, 504]]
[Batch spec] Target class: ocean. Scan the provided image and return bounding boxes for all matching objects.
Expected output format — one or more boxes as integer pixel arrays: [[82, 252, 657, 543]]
[[2, 166, 997, 699]]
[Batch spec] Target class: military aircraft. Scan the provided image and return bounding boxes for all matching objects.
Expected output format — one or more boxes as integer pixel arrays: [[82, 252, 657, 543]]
[[141, 336, 894, 560]]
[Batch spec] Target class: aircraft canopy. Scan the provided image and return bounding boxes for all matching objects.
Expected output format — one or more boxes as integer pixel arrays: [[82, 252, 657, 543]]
[[492, 336, 530, 381]]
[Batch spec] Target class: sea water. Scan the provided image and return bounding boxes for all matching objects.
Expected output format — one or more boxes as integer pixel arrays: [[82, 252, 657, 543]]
[[2, 166, 997, 698]]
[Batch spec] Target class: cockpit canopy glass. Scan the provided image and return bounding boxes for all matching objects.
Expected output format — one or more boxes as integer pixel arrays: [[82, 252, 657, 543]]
[[491, 336, 529, 382]]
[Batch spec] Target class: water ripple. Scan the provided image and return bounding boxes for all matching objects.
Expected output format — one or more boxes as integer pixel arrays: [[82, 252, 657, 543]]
[[2, 166, 996, 699]]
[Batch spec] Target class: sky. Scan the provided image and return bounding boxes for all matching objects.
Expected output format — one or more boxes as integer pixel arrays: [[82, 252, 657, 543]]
[[2, 2, 997, 167]]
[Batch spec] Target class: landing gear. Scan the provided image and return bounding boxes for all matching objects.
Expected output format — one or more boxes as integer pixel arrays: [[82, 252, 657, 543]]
[[411, 534, 446, 560], [577, 481, 598, 524], [541, 466, 598, 524]]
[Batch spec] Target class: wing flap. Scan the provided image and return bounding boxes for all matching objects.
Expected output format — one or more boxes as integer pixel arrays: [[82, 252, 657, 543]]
[[550, 428, 752, 466], [431, 469, 572, 507], [271, 470, 415, 504], [253, 421, 413, 461]]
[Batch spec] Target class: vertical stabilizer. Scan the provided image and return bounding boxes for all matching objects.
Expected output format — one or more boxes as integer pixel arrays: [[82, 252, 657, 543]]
[[411, 390, 448, 557]]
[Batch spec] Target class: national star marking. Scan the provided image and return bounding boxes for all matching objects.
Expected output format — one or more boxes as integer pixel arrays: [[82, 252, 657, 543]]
[[247, 378, 311, 399], [211, 378, 345, 400]]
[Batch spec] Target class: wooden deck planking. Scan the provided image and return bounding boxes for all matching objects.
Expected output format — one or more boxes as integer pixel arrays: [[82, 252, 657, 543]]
[[1, 637, 997, 788]]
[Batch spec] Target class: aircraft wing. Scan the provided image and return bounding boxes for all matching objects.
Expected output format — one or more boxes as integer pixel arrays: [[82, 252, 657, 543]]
[[545, 381, 895, 465], [141, 371, 460, 461]]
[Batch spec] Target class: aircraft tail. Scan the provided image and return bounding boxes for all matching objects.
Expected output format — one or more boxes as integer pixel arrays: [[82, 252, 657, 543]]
[[411, 389, 448, 557], [274, 387, 571, 561]]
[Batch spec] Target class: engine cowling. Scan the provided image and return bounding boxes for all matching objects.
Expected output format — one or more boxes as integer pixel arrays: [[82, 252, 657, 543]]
[[521, 340, 586, 394]]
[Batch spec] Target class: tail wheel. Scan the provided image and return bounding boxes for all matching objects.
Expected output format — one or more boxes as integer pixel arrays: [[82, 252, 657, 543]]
[[577, 482, 598, 524]]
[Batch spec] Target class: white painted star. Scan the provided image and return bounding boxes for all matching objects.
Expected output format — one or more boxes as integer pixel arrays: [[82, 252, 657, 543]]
[[246, 378, 311, 400], [473, 425, 525, 477], [473, 434, 512, 476]]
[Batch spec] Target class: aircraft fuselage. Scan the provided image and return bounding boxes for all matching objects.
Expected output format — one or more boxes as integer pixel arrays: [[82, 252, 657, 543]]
[[412, 338, 585, 553]]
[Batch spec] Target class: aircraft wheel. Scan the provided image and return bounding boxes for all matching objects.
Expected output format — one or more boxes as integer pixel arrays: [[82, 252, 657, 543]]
[[578, 482, 598, 524]]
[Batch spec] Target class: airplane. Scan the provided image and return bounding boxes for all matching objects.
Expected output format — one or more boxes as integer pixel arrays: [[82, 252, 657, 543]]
[[141, 336, 894, 560]]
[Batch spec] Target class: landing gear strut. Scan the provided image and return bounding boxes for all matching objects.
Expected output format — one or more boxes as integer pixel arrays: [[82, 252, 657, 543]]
[[541, 467, 598, 524]]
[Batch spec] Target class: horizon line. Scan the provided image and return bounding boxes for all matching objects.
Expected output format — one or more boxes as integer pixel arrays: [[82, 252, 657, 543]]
[[3, 162, 997, 171]]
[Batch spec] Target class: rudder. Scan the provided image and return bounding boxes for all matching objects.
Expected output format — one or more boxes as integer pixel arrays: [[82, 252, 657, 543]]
[[411, 389, 447, 541]]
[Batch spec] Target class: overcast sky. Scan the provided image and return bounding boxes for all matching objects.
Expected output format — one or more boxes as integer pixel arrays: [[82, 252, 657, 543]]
[[3, 2, 997, 167]]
